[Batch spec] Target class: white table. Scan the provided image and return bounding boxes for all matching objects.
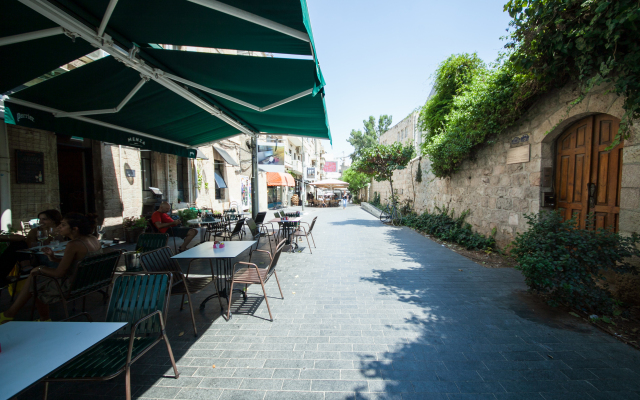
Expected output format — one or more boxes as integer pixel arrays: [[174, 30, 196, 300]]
[[0, 321, 127, 400], [172, 241, 256, 313]]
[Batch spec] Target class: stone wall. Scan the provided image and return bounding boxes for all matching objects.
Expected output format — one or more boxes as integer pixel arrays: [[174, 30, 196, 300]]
[[7, 125, 60, 229], [371, 82, 640, 247]]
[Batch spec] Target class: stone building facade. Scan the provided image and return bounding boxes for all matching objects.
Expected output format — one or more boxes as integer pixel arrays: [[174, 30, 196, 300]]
[[370, 83, 640, 247]]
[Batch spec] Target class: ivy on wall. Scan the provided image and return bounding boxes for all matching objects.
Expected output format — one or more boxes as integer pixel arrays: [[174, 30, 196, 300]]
[[419, 0, 640, 178]]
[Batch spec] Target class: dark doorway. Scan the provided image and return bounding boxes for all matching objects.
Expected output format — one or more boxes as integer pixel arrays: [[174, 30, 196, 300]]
[[57, 138, 96, 216]]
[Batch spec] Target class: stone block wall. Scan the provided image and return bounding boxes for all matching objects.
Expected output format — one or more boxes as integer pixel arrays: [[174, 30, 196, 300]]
[[371, 82, 640, 247], [7, 125, 60, 229]]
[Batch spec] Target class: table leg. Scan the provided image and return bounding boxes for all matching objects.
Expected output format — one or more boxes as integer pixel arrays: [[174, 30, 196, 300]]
[[199, 258, 247, 312]]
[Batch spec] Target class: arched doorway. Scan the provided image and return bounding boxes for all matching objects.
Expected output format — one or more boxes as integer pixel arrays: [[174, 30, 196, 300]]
[[555, 114, 623, 230]]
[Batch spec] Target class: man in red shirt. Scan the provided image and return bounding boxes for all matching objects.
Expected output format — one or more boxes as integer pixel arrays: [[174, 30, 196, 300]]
[[152, 202, 197, 253]]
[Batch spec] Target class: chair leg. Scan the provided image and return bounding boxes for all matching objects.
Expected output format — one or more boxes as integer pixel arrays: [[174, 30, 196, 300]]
[[305, 234, 312, 254], [309, 232, 316, 248], [186, 292, 198, 336], [259, 280, 273, 321], [273, 271, 284, 299], [125, 364, 132, 400], [180, 294, 186, 311], [163, 331, 180, 378], [226, 281, 235, 320], [42, 381, 49, 400]]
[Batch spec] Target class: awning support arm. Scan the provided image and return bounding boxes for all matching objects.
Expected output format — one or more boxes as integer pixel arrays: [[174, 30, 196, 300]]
[[187, 0, 310, 43], [6, 97, 192, 148], [54, 77, 147, 118], [0, 27, 63, 47], [165, 72, 313, 112], [97, 0, 119, 37], [19, 0, 258, 137]]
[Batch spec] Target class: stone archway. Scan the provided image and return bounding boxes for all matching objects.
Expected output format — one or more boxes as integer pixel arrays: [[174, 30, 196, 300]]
[[554, 114, 623, 230]]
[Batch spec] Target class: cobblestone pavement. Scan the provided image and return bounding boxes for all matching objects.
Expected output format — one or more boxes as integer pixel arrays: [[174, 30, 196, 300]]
[[22, 205, 640, 399]]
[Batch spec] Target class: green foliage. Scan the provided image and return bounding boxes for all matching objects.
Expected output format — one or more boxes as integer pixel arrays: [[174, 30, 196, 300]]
[[123, 216, 147, 230], [420, 57, 542, 177], [505, 0, 640, 144], [347, 115, 393, 160], [371, 192, 381, 208], [177, 208, 198, 222], [403, 205, 496, 250], [352, 142, 415, 199], [415, 161, 422, 183], [511, 211, 640, 314], [341, 167, 370, 193], [419, 53, 484, 139]]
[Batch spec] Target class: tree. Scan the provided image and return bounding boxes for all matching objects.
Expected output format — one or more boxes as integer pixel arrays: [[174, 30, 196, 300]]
[[352, 142, 415, 204], [347, 115, 393, 160], [341, 167, 370, 194]]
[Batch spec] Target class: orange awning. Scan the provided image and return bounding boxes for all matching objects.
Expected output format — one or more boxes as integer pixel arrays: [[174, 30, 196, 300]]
[[266, 172, 295, 187]]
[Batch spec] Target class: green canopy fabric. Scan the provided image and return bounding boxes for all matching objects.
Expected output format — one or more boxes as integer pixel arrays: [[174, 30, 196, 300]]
[[0, 2, 95, 93], [55, 0, 316, 56]]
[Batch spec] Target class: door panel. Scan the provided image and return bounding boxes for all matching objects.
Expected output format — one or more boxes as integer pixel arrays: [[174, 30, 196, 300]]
[[555, 114, 623, 231], [555, 116, 593, 229], [590, 114, 623, 231]]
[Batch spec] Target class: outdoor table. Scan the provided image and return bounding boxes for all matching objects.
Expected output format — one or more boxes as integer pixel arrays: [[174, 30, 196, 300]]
[[17, 240, 125, 257], [171, 241, 256, 314], [268, 217, 301, 251], [0, 321, 126, 400]]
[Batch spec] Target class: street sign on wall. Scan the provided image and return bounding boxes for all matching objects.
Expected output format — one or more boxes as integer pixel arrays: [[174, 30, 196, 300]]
[[323, 161, 337, 172]]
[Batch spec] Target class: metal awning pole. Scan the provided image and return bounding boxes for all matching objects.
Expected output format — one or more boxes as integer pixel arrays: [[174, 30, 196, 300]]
[[251, 136, 259, 220]]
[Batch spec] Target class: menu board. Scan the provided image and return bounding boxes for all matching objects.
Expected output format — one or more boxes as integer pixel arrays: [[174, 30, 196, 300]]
[[15, 150, 44, 184]]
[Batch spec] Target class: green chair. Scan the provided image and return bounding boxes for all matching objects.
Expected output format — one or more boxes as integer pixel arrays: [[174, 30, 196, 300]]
[[136, 233, 169, 253], [43, 272, 178, 400], [31, 250, 122, 320]]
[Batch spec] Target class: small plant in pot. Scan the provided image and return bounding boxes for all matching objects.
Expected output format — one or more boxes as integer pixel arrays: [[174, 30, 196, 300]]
[[123, 216, 147, 243], [213, 240, 225, 249]]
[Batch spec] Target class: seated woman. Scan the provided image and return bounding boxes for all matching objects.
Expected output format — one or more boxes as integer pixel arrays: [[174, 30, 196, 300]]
[[0, 209, 63, 288], [0, 213, 102, 323]]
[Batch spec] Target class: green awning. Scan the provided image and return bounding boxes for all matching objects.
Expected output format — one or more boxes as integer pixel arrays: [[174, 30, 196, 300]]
[[2, 0, 331, 154], [0, 2, 95, 93]]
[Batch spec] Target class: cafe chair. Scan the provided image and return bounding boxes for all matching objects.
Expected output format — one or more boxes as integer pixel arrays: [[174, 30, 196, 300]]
[[31, 250, 122, 320], [136, 233, 169, 253], [204, 220, 227, 242], [245, 218, 263, 252], [140, 246, 221, 336], [42, 272, 178, 400], [293, 217, 318, 253], [213, 219, 244, 242], [227, 240, 286, 321]]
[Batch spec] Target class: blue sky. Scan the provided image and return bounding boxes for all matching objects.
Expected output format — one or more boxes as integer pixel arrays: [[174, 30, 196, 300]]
[[306, 0, 514, 159]]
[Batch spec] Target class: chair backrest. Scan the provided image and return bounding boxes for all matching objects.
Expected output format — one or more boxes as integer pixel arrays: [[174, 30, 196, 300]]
[[136, 233, 169, 253], [230, 219, 244, 235], [267, 240, 287, 279], [246, 218, 260, 240], [68, 250, 122, 299], [255, 212, 266, 225], [148, 219, 160, 233], [307, 217, 318, 233], [106, 272, 172, 335], [211, 221, 227, 232], [139, 247, 183, 284], [278, 211, 285, 218]]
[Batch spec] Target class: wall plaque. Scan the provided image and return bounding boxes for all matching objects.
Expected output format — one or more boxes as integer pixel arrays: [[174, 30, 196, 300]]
[[15, 150, 44, 184], [506, 144, 530, 164]]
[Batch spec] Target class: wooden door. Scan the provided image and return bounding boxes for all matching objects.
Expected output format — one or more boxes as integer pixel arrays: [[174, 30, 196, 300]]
[[555, 115, 623, 230], [590, 114, 623, 231]]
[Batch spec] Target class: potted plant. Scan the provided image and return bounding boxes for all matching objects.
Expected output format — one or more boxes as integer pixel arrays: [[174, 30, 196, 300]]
[[123, 216, 147, 243]]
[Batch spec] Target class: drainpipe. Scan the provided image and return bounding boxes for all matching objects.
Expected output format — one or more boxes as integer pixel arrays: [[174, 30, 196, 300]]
[[251, 135, 259, 220], [118, 145, 124, 220], [0, 120, 12, 232]]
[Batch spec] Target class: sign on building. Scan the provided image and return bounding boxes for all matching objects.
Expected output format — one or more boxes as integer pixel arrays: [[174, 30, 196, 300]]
[[323, 161, 337, 172]]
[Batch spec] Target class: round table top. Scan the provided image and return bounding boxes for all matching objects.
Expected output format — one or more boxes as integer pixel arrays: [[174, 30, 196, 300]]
[[187, 218, 222, 225]]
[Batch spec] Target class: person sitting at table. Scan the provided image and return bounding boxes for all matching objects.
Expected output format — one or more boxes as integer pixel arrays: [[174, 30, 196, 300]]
[[152, 202, 198, 253], [0, 209, 63, 288], [0, 213, 102, 324]]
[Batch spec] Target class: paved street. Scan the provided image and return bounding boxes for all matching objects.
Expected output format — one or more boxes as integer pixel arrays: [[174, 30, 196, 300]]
[[30, 205, 640, 399]]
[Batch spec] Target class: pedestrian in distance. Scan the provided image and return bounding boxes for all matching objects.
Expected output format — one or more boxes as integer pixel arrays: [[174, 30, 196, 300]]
[[342, 192, 348, 209]]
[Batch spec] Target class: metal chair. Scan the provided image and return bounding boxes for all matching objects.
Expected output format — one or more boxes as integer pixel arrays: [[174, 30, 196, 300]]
[[214, 219, 244, 242], [31, 250, 122, 320], [136, 233, 169, 253], [139, 246, 220, 336], [204, 220, 227, 242], [43, 272, 178, 400], [227, 239, 286, 321], [245, 218, 263, 252], [292, 217, 317, 254]]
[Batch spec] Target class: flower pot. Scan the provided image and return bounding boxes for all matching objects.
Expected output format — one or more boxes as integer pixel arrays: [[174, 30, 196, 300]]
[[125, 227, 145, 244]]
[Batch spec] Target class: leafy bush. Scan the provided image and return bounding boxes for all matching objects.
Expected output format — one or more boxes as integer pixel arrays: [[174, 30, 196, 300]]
[[371, 192, 381, 208], [403, 205, 496, 250], [177, 208, 198, 222], [511, 211, 640, 314]]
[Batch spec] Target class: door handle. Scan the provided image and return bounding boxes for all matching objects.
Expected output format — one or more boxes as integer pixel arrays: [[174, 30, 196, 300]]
[[587, 183, 596, 209]]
